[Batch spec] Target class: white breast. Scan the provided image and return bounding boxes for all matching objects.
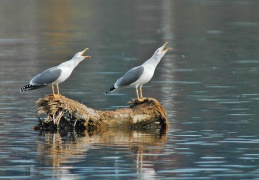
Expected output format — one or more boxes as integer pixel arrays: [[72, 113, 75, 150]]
[[52, 67, 73, 85], [130, 65, 155, 87]]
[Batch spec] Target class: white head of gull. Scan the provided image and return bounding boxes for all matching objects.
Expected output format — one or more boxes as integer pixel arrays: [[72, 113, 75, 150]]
[[20, 48, 90, 98], [105, 42, 171, 100]]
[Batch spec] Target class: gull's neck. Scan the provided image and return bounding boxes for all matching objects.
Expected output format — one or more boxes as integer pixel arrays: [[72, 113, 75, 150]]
[[59, 57, 83, 68], [142, 55, 162, 68]]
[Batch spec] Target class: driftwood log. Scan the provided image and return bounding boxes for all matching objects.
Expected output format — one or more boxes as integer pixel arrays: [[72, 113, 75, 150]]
[[34, 95, 169, 132]]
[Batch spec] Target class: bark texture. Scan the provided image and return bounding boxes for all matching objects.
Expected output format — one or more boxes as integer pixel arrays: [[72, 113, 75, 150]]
[[34, 95, 169, 131]]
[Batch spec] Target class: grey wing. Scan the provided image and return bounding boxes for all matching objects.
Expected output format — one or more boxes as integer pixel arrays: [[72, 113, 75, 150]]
[[116, 66, 144, 87], [30, 67, 62, 85]]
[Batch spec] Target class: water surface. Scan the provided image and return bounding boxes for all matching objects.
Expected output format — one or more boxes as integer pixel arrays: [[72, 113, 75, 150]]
[[1, 0, 259, 179]]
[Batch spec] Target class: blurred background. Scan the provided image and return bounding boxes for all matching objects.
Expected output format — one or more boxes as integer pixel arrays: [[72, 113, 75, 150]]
[[1, 0, 259, 179]]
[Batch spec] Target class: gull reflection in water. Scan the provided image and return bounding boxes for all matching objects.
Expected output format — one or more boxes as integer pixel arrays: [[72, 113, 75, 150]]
[[36, 128, 168, 179]]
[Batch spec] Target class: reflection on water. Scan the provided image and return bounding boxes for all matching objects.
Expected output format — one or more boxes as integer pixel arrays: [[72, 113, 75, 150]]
[[35, 129, 167, 179], [1, 0, 259, 179]]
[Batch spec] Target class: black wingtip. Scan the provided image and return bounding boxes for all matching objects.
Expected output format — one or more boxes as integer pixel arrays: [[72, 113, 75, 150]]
[[20, 84, 45, 92], [20, 84, 31, 92], [105, 85, 116, 94]]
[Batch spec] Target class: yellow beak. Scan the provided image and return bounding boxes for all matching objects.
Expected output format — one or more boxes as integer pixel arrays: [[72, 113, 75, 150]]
[[161, 42, 172, 52], [81, 48, 91, 58]]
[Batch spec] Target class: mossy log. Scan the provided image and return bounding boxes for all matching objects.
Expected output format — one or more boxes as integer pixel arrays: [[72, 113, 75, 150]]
[[34, 95, 169, 131]]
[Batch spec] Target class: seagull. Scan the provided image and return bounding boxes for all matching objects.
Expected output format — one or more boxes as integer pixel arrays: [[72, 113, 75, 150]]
[[20, 48, 91, 98], [105, 42, 171, 100]]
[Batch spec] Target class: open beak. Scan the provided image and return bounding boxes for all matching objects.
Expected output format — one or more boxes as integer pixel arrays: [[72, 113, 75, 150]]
[[81, 48, 91, 58], [161, 42, 172, 52]]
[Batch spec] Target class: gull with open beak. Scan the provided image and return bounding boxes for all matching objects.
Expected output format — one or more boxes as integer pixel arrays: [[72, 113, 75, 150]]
[[21, 48, 91, 98], [106, 42, 171, 100]]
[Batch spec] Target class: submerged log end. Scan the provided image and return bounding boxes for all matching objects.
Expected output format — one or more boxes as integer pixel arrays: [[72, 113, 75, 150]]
[[33, 94, 169, 132]]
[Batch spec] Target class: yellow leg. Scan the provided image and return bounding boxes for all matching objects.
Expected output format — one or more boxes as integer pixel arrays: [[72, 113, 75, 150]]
[[52, 85, 55, 95], [136, 88, 140, 100], [56, 84, 60, 95], [139, 85, 143, 99], [54, 84, 60, 98], [52, 84, 60, 98]]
